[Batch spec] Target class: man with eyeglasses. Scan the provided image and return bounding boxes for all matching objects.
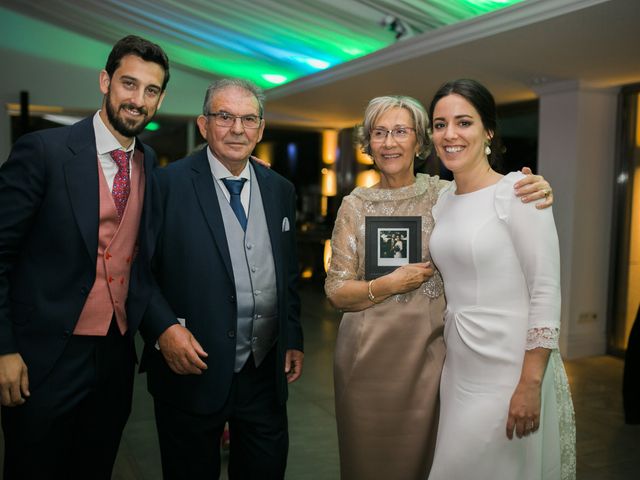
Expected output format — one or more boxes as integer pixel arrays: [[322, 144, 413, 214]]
[[140, 78, 303, 479]]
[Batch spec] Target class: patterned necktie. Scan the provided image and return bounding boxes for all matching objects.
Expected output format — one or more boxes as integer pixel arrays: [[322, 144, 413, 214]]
[[110, 149, 130, 220], [222, 178, 247, 231]]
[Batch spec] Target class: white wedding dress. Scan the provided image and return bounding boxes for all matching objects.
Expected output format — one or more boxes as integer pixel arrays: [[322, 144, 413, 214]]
[[428, 172, 575, 480]]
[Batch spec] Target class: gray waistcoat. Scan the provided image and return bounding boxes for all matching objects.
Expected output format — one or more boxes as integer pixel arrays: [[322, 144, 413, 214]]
[[214, 164, 278, 371]]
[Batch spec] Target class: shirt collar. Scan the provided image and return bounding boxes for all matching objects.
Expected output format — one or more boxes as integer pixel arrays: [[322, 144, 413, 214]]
[[93, 110, 136, 155], [206, 146, 251, 181]]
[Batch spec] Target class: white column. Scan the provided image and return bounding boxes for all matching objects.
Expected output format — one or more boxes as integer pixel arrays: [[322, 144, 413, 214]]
[[535, 80, 618, 358]]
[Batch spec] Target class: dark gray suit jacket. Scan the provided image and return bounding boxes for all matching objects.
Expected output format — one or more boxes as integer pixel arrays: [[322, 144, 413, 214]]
[[140, 149, 303, 415], [0, 116, 157, 389]]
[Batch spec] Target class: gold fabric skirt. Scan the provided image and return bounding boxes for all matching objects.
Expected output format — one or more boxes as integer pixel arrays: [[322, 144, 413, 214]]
[[334, 294, 446, 480]]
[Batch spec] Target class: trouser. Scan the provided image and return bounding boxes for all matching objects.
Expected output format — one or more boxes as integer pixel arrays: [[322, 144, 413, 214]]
[[1, 321, 135, 480], [154, 348, 288, 480]]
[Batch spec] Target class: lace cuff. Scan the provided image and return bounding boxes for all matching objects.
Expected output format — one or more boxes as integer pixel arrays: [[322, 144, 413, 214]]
[[526, 327, 559, 350]]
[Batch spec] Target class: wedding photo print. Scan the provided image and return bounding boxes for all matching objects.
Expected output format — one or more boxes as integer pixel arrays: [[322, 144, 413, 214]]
[[378, 229, 409, 265], [365, 216, 421, 279]]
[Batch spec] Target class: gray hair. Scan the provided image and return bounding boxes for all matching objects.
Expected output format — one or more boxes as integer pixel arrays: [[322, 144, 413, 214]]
[[355, 95, 431, 159], [202, 78, 266, 117]]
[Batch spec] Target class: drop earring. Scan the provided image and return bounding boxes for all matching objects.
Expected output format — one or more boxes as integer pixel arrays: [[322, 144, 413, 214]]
[[484, 143, 492, 156]]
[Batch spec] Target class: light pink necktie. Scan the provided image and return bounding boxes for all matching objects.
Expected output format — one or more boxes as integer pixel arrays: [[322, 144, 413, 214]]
[[110, 149, 130, 220]]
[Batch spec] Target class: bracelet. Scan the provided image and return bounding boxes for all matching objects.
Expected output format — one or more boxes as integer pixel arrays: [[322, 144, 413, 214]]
[[368, 279, 379, 304]]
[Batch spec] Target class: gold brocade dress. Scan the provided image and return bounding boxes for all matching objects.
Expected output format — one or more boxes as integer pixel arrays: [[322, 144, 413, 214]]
[[325, 174, 448, 480]]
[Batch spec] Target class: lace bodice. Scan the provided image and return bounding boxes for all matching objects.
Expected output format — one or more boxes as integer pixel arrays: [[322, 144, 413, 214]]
[[325, 173, 447, 302]]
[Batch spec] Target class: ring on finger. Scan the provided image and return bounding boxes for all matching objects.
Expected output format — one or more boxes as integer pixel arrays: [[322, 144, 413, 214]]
[[542, 188, 552, 198]]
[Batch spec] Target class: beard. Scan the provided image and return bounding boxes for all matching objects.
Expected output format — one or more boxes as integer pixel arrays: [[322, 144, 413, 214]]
[[105, 89, 153, 138]]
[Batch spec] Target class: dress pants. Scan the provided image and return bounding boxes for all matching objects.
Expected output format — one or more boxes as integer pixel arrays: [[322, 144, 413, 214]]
[[623, 305, 640, 424], [154, 347, 288, 480], [1, 321, 135, 480]]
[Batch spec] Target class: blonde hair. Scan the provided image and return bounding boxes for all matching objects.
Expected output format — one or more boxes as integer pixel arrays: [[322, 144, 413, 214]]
[[355, 95, 431, 159]]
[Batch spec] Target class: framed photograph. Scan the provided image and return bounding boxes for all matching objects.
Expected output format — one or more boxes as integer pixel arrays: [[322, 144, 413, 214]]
[[365, 216, 422, 280]]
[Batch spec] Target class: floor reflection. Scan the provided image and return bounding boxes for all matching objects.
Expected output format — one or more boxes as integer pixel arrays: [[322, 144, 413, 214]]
[[1, 283, 638, 479]]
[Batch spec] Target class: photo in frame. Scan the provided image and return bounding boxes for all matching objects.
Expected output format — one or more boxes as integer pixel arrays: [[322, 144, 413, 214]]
[[364, 216, 422, 280]]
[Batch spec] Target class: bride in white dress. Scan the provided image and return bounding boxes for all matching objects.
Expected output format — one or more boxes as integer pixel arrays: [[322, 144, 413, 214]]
[[427, 79, 575, 480]]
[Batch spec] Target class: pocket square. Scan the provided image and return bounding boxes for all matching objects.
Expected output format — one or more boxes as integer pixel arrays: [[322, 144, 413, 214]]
[[282, 217, 290, 232]]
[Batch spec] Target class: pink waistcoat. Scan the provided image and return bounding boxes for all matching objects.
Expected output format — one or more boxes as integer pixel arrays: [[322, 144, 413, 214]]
[[74, 150, 145, 335]]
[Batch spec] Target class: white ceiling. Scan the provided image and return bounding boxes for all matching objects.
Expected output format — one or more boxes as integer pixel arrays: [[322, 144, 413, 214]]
[[265, 0, 640, 128], [1, 0, 639, 130], [0, 0, 526, 89]]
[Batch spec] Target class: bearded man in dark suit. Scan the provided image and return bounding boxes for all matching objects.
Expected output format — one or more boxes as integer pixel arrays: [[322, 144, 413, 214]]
[[0, 35, 169, 479]]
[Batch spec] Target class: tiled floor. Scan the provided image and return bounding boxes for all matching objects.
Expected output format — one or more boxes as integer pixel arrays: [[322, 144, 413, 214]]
[[565, 356, 640, 480], [1, 284, 639, 479], [113, 283, 341, 480]]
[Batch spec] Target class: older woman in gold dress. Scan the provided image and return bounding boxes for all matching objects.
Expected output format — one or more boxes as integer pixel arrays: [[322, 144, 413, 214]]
[[325, 95, 553, 479]]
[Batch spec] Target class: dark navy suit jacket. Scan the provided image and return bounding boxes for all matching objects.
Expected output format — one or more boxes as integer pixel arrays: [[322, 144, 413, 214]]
[[0, 116, 156, 389], [140, 149, 303, 415]]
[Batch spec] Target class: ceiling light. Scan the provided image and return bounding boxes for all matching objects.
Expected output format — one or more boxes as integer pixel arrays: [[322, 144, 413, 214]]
[[262, 74, 288, 85], [342, 47, 364, 56], [305, 58, 330, 69]]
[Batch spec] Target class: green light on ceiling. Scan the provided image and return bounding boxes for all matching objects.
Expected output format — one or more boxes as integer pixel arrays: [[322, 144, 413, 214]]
[[459, 0, 524, 14], [164, 44, 300, 89], [145, 122, 160, 132], [304, 58, 330, 70], [0, 0, 526, 91], [262, 74, 288, 85], [342, 47, 365, 56], [0, 7, 108, 71]]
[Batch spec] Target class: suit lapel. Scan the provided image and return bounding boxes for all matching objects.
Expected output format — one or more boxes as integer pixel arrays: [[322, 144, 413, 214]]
[[191, 151, 235, 282], [252, 161, 283, 288], [64, 117, 99, 264], [138, 144, 154, 252]]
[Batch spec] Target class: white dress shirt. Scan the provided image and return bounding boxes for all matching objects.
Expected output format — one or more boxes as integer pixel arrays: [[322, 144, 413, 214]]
[[206, 146, 251, 216], [92, 111, 135, 191]]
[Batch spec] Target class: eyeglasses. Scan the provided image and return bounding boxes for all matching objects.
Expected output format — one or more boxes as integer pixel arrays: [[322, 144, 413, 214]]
[[370, 127, 415, 142], [206, 111, 263, 129]]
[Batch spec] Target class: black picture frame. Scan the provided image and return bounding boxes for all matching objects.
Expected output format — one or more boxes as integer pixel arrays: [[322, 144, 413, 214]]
[[364, 216, 422, 280]]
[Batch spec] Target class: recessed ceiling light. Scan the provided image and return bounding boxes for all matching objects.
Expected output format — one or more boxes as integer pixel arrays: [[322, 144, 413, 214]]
[[305, 58, 330, 70], [262, 74, 288, 85]]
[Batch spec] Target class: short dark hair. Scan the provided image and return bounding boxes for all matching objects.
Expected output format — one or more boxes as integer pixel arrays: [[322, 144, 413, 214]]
[[105, 35, 170, 91], [428, 78, 504, 167]]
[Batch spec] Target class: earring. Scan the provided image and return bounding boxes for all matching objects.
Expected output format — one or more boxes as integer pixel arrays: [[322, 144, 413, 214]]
[[485, 144, 492, 156]]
